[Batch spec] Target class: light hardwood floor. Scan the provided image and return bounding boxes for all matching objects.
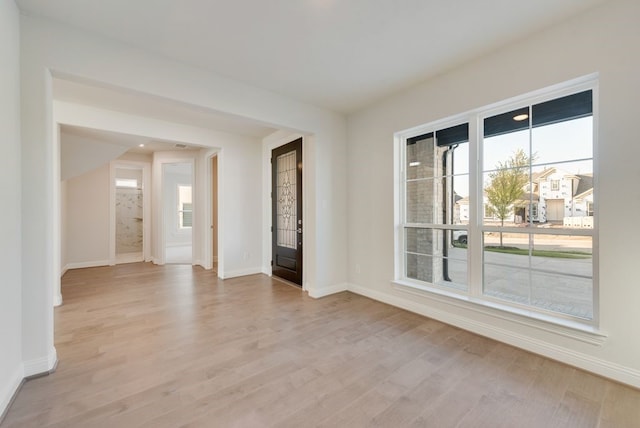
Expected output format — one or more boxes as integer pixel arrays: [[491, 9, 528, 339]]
[[3, 263, 639, 427]]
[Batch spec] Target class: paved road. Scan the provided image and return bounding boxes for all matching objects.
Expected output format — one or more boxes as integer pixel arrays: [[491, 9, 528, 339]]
[[441, 245, 593, 319]]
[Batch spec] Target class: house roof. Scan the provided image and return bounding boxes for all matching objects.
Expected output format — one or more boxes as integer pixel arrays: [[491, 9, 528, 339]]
[[575, 173, 594, 196], [532, 169, 552, 181], [533, 166, 579, 182]]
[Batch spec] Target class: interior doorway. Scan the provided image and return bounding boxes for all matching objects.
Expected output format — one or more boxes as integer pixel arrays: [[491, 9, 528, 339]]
[[163, 162, 194, 264], [111, 162, 150, 265], [114, 167, 144, 263]]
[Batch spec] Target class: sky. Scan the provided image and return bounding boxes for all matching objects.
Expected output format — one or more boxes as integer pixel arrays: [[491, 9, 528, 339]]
[[452, 116, 593, 198]]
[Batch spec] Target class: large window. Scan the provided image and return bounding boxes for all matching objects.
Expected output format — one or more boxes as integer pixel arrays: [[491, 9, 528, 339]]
[[404, 124, 469, 292], [397, 78, 596, 325]]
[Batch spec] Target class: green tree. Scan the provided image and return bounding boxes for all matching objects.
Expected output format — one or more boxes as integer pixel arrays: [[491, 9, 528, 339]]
[[485, 149, 530, 247]]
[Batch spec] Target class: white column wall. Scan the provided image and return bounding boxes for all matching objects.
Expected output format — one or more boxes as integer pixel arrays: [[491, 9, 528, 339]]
[[214, 141, 263, 278], [20, 23, 57, 376], [0, 0, 24, 417], [346, 0, 640, 387]]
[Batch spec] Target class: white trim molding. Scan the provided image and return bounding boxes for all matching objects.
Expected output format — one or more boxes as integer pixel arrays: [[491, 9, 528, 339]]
[[220, 267, 263, 280], [64, 260, 111, 271], [307, 282, 349, 299], [23, 347, 58, 378], [391, 280, 607, 345], [0, 364, 24, 423], [346, 282, 640, 389], [115, 253, 144, 265]]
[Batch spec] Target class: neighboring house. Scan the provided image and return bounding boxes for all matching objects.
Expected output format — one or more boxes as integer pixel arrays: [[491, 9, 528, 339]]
[[533, 167, 593, 224], [456, 167, 593, 227], [455, 195, 470, 223]]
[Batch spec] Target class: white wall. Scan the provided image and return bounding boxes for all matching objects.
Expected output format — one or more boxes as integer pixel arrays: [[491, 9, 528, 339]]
[[65, 164, 111, 267], [61, 132, 130, 181], [347, 0, 640, 387], [116, 168, 142, 181], [118, 152, 152, 164], [212, 137, 262, 278], [0, 0, 23, 417]]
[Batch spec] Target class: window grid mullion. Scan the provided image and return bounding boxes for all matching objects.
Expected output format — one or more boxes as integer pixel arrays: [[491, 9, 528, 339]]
[[468, 113, 482, 298]]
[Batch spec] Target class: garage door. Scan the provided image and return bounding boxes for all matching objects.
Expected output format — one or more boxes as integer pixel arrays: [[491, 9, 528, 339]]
[[546, 199, 564, 222]]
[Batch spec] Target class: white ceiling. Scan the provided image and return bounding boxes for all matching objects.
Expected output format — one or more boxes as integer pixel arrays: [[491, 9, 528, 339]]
[[18, 0, 605, 114]]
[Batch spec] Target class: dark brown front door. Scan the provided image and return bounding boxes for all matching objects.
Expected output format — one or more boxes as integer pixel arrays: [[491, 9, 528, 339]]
[[272, 138, 303, 286]]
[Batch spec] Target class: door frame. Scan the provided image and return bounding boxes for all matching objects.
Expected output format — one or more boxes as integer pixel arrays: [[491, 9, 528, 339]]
[[271, 138, 303, 285], [202, 149, 222, 274], [109, 160, 151, 265], [262, 133, 309, 290]]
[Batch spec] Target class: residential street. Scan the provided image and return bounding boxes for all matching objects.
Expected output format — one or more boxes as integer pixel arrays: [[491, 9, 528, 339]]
[[442, 240, 593, 319]]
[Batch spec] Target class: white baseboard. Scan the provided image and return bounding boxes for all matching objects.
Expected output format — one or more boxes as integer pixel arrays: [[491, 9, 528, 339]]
[[64, 260, 110, 271], [308, 282, 349, 299], [220, 267, 263, 279], [23, 347, 58, 378], [0, 364, 24, 423], [115, 253, 144, 264], [53, 293, 63, 307], [346, 283, 640, 389]]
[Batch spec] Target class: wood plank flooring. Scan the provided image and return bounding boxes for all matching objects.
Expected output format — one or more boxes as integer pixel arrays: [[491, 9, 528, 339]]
[[2, 263, 639, 427]]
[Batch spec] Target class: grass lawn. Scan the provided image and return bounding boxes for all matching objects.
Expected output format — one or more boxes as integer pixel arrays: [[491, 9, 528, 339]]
[[486, 246, 591, 258], [453, 243, 591, 259]]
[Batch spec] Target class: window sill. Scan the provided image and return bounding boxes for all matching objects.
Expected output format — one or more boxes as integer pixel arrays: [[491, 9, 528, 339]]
[[391, 279, 607, 346]]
